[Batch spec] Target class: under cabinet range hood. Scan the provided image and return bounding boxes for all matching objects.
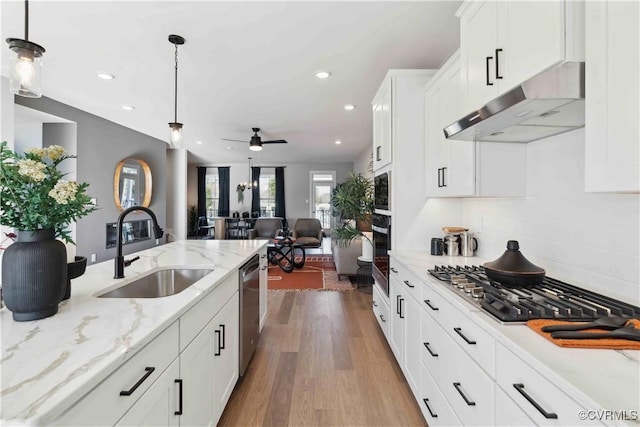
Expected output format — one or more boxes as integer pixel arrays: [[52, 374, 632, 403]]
[[444, 62, 585, 143]]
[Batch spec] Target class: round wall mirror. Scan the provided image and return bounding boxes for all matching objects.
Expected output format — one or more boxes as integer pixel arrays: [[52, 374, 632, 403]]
[[113, 158, 152, 211]]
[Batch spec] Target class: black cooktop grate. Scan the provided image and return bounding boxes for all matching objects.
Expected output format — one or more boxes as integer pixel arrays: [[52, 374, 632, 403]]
[[428, 265, 640, 322]]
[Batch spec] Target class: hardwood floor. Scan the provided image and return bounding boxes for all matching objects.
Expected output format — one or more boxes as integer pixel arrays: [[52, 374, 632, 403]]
[[218, 290, 427, 427]]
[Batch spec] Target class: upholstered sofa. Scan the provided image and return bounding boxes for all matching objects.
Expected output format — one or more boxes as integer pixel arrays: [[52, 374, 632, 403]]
[[292, 218, 324, 248], [331, 236, 362, 279]]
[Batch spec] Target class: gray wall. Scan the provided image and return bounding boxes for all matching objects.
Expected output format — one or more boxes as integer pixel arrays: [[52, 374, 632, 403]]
[[16, 97, 167, 265], [187, 161, 353, 227]]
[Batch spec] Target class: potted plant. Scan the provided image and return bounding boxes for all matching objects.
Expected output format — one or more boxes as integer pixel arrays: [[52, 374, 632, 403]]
[[187, 205, 198, 236], [0, 141, 96, 321], [330, 172, 374, 248]]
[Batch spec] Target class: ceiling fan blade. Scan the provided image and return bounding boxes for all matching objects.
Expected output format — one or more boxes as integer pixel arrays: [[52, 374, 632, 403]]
[[221, 138, 248, 143], [262, 139, 288, 144]]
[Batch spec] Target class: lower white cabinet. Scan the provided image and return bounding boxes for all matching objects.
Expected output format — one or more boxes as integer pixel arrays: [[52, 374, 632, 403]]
[[495, 384, 535, 427], [211, 292, 240, 422], [421, 365, 460, 427], [116, 358, 181, 427], [372, 282, 390, 340]]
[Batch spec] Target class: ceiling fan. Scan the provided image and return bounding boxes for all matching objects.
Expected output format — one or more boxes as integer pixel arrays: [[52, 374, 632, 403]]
[[222, 128, 288, 151]]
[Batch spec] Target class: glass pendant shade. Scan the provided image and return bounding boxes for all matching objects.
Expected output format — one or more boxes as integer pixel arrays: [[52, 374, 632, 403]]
[[7, 38, 45, 98], [169, 122, 183, 148], [249, 141, 262, 151]]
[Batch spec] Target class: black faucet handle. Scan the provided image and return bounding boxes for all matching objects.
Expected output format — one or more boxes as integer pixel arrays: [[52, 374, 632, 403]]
[[124, 256, 140, 267]]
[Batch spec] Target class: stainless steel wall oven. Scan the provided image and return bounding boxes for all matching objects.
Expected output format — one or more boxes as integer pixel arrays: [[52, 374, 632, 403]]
[[372, 213, 391, 296]]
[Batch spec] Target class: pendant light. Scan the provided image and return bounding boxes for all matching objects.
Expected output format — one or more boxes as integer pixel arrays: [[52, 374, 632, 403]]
[[6, 1, 46, 98], [238, 157, 257, 190], [168, 34, 185, 148]]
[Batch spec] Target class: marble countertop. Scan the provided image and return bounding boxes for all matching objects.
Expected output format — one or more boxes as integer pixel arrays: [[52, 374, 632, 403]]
[[390, 250, 640, 424], [1, 239, 266, 426]]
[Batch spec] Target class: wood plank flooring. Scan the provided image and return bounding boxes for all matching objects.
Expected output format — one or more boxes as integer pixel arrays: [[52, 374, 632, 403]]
[[218, 290, 427, 427]]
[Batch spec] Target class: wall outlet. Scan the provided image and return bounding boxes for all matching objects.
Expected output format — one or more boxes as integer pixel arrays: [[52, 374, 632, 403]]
[[155, 239, 159, 245], [90, 253, 97, 263]]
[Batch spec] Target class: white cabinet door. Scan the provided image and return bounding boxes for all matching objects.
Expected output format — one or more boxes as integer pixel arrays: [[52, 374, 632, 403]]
[[116, 358, 180, 427], [259, 250, 268, 331], [424, 78, 448, 197], [404, 294, 421, 397], [212, 292, 240, 422], [179, 317, 215, 427], [373, 78, 393, 171], [585, 0, 640, 192], [460, 0, 499, 111], [389, 279, 404, 363]]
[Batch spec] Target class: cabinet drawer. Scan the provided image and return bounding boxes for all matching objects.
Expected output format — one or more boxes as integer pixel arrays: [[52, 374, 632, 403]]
[[53, 321, 179, 426], [420, 310, 449, 386], [389, 259, 421, 303], [496, 343, 605, 426], [495, 383, 535, 427], [439, 302, 495, 378], [421, 365, 460, 427], [420, 278, 452, 324], [440, 326, 494, 426], [180, 270, 238, 351], [372, 283, 390, 340]]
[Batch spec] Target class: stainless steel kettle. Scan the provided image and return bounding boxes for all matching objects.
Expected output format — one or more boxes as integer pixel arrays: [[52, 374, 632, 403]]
[[460, 231, 478, 257]]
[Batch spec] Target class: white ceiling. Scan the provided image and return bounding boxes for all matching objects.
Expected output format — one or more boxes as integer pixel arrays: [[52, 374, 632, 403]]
[[1, 1, 461, 165]]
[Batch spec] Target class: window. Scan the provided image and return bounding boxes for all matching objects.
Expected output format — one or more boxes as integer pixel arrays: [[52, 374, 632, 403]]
[[259, 168, 276, 217], [205, 169, 219, 218], [310, 171, 335, 229]]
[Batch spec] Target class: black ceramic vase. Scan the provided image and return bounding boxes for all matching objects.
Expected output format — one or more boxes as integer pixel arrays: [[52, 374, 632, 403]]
[[1, 229, 67, 321]]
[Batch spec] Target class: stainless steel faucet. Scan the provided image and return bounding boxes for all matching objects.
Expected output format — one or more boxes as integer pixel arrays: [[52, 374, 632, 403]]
[[115, 206, 164, 279]]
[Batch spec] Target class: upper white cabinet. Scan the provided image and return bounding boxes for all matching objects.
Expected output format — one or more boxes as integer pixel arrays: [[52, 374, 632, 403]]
[[585, 0, 640, 193], [424, 51, 526, 198], [372, 77, 393, 171], [457, 0, 584, 113]]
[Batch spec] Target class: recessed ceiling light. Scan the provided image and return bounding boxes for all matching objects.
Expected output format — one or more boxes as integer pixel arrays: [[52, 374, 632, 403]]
[[196, 140, 203, 145], [97, 73, 115, 80], [344, 104, 356, 111], [334, 140, 342, 145], [121, 105, 135, 111], [316, 71, 331, 79], [226, 146, 233, 150]]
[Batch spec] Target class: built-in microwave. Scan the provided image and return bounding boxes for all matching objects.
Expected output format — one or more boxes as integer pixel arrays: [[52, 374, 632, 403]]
[[372, 213, 391, 297], [374, 172, 390, 211]]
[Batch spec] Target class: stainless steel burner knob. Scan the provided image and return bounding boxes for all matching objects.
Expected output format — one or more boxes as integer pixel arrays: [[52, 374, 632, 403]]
[[470, 288, 484, 299]]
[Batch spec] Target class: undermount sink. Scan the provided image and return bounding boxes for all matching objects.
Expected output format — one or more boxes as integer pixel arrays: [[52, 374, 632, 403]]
[[97, 268, 214, 298]]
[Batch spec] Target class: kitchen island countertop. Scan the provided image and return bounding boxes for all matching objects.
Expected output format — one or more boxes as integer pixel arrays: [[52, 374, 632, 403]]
[[1, 239, 265, 426]]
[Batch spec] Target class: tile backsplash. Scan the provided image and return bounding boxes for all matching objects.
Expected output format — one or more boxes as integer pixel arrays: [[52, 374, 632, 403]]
[[424, 129, 639, 303]]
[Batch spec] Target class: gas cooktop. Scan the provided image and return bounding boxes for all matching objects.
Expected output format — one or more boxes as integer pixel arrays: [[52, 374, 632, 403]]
[[428, 265, 640, 323]]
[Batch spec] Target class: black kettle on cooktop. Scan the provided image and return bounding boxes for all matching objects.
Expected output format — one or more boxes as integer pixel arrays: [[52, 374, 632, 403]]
[[483, 240, 545, 286]]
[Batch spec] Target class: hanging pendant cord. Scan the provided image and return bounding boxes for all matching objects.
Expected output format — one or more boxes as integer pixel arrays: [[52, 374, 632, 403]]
[[24, 0, 29, 40], [173, 44, 179, 123]]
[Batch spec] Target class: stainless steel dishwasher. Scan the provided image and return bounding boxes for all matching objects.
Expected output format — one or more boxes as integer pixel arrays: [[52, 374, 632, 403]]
[[239, 254, 260, 376]]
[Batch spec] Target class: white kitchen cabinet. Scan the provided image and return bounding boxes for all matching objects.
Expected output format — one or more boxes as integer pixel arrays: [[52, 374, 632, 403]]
[[372, 282, 390, 340], [211, 291, 240, 423], [372, 77, 392, 171], [495, 384, 535, 427], [585, 0, 640, 193], [53, 322, 180, 427], [259, 249, 267, 331], [389, 278, 404, 362], [424, 51, 526, 198], [420, 364, 461, 427], [457, 0, 584, 113], [115, 358, 180, 427]]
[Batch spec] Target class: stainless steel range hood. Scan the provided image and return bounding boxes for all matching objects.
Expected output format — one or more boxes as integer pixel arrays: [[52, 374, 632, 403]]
[[444, 62, 585, 143]]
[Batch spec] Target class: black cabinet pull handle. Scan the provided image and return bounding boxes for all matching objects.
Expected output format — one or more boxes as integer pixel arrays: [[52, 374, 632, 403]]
[[120, 367, 155, 396], [379, 314, 386, 323], [453, 382, 476, 406], [495, 48, 503, 79], [214, 330, 221, 356], [376, 146, 382, 161], [220, 324, 226, 350], [422, 398, 438, 418], [442, 167, 447, 187], [454, 327, 476, 345], [174, 379, 183, 415], [390, 267, 398, 273], [423, 342, 438, 357], [513, 383, 558, 419], [399, 298, 404, 319], [403, 280, 414, 288], [372, 300, 378, 307], [261, 265, 267, 270], [486, 56, 493, 86], [396, 295, 401, 315], [260, 254, 267, 258], [437, 168, 442, 188], [424, 299, 439, 311]]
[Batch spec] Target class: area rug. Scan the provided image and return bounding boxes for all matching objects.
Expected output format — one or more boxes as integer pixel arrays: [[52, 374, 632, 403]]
[[267, 256, 354, 291]]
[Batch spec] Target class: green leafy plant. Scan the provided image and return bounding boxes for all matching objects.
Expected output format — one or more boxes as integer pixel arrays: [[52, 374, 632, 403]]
[[236, 184, 245, 204], [0, 141, 97, 243], [187, 205, 198, 236], [330, 172, 373, 244]]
